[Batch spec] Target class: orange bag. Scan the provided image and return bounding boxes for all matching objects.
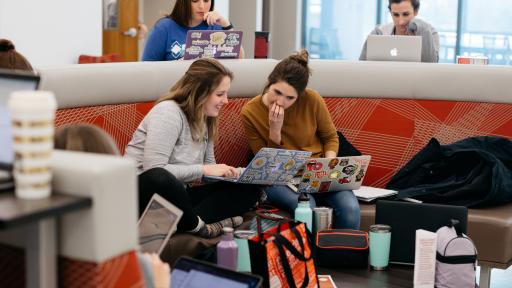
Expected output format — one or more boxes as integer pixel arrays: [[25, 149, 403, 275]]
[[249, 217, 318, 288]]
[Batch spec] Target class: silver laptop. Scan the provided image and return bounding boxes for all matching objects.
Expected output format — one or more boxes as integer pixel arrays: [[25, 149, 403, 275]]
[[367, 35, 422, 62], [138, 193, 183, 255], [291, 155, 371, 193], [205, 148, 312, 185]]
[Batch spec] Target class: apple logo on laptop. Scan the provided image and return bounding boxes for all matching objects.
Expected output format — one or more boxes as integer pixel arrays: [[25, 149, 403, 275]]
[[390, 48, 398, 57]]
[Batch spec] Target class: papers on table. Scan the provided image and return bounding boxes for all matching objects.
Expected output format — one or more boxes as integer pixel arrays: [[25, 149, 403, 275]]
[[353, 186, 398, 202]]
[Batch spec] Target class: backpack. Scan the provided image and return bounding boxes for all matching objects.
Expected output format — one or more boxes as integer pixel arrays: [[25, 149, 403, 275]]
[[435, 220, 478, 288]]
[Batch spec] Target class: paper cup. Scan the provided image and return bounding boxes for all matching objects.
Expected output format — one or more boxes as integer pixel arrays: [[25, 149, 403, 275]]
[[8, 91, 57, 199]]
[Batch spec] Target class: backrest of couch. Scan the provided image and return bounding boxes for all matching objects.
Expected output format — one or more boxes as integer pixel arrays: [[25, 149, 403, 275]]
[[54, 97, 512, 188], [44, 60, 512, 188]]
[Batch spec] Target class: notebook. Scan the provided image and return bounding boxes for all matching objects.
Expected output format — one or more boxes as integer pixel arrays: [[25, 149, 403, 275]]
[[375, 200, 467, 265], [172, 256, 262, 288], [183, 30, 243, 60], [366, 35, 422, 62], [353, 186, 397, 202], [291, 155, 371, 193], [138, 193, 183, 255], [0, 69, 40, 190], [205, 148, 312, 185]]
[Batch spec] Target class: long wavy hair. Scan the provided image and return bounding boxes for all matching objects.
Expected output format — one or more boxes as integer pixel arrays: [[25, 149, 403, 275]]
[[157, 58, 233, 142], [168, 0, 215, 27]]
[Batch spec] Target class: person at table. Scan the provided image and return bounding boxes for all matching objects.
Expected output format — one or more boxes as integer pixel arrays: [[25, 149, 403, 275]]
[[125, 58, 261, 238], [142, 0, 240, 61], [240, 49, 361, 229], [359, 0, 439, 63]]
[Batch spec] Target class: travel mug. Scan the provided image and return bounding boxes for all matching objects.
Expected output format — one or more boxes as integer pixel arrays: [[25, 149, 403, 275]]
[[234, 230, 255, 272], [8, 91, 57, 199], [313, 207, 333, 235], [369, 224, 392, 270]]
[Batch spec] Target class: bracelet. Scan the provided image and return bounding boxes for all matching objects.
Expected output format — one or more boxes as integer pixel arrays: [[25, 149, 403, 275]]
[[222, 23, 234, 30]]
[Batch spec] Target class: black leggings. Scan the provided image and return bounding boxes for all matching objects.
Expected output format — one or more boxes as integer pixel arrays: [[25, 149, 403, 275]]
[[138, 168, 262, 232]]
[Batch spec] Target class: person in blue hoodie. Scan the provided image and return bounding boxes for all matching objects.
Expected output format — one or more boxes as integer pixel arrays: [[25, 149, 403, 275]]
[[142, 0, 236, 61]]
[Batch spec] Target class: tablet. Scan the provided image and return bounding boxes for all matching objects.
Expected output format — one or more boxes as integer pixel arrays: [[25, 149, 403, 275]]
[[172, 257, 262, 288], [138, 193, 183, 254]]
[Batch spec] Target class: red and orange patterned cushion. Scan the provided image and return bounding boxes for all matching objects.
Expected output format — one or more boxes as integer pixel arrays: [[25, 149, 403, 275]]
[[55, 98, 512, 188], [0, 245, 143, 288]]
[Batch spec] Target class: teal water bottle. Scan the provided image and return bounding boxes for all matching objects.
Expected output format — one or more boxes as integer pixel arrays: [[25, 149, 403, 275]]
[[295, 192, 313, 231], [234, 230, 256, 272]]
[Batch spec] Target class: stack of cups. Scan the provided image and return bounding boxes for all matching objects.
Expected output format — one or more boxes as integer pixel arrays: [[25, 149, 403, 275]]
[[8, 91, 57, 199]]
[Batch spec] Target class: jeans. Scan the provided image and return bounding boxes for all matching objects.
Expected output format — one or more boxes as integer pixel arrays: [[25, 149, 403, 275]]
[[264, 185, 360, 229]]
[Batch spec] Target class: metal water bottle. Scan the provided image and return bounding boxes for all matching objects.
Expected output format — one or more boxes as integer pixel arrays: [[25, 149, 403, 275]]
[[294, 192, 313, 231], [217, 227, 238, 270]]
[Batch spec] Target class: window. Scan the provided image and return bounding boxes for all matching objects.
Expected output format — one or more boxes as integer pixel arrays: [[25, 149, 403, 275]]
[[304, 0, 377, 60], [460, 0, 512, 65], [303, 0, 512, 65]]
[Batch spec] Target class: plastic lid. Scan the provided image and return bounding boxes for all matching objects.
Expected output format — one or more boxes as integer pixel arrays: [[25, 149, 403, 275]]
[[298, 192, 309, 202], [370, 224, 391, 233], [222, 227, 234, 233]]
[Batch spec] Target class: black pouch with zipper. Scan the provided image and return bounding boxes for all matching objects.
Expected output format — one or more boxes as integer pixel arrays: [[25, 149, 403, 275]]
[[316, 229, 369, 268]]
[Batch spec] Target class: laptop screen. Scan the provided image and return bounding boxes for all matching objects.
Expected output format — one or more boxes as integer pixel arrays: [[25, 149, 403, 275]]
[[0, 69, 40, 170], [172, 257, 262, 288]]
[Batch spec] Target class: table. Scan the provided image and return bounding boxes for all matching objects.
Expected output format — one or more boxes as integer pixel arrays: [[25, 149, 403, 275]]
[[317, 265, 414, 288], [0, 191, 92, 288]]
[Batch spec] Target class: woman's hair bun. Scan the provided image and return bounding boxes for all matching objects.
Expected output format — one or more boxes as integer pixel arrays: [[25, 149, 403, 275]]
[[0, 39, 15, 52], [291, 49, 309, 67]]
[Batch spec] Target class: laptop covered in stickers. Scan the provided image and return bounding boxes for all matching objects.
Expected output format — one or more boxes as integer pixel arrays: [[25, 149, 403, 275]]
[[183, 30, 243, 60], [290, 155, 372, 193], [204, 148, 312, 185]]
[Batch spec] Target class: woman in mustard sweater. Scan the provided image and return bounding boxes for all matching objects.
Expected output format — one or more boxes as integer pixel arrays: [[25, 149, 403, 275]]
[[240, 50, 360, 229]]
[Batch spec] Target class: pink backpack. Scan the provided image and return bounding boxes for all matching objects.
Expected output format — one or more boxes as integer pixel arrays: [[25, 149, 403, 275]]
[[435, 220, 478, 288]]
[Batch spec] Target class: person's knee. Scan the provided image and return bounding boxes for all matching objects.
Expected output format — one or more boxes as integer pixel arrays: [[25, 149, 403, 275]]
[[142, 167, 183, 190]]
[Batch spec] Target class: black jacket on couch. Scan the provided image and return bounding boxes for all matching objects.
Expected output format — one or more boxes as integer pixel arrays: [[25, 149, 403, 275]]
[[387, 136, 512, 208]]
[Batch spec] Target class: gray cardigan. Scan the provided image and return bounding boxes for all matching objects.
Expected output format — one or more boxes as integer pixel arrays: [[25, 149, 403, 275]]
[[124, 100, 215, 182], [359, 18, 439, 63]]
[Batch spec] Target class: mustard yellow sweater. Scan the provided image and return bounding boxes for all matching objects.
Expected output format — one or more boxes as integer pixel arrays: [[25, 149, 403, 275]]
[[240, 88, 339, 158]]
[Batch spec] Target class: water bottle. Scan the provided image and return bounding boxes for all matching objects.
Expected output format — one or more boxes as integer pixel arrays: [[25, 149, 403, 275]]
[[234, 230, 256, 272], [295, 192, 313, 231], [217, 227, 238, 270]]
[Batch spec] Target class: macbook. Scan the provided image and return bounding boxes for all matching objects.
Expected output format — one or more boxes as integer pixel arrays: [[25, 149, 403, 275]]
[[138, 193, 183, 255], [292, 155, 371, 193], [375, 200, 467, 265], [205, 148, 312, 185], [172, 256, 262, 288], [183, 30, 243, 60], [367, 35, 422, 62]]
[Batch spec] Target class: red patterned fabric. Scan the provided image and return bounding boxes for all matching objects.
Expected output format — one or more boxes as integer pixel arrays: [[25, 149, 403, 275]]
[[55, 98, 512, 188], [59, 250, 143, 288], [0, 245, 143, 288]]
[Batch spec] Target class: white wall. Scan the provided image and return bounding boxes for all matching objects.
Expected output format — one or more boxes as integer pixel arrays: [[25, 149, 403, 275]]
[[268, 0, 302, 60], [229, 0, 262, 59], [0, 0, 102, 68]]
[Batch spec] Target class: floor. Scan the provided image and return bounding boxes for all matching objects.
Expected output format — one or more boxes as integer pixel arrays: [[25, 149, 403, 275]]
[[317, 265, 512, 287]]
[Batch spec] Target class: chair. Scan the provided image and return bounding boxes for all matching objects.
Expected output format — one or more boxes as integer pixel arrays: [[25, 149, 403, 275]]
[[78, 53, 123, 64]]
